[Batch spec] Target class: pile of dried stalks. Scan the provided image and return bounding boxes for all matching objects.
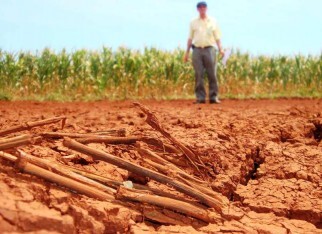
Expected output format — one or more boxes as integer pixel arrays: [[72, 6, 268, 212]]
[[0, 103, 243, 226]]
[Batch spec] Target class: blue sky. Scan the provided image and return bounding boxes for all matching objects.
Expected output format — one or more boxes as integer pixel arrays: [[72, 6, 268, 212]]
[[0, 0, 321, 55]]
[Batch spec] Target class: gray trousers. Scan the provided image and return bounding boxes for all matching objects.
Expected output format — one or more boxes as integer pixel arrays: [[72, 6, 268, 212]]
[[192, 47, 218, 101]]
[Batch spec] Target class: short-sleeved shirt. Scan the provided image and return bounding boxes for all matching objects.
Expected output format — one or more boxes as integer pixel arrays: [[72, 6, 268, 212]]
[[189, 17, 221, 48]]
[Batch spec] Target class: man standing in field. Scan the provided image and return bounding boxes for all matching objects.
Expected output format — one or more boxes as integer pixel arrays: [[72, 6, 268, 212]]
[[184, 1, 224, 104]]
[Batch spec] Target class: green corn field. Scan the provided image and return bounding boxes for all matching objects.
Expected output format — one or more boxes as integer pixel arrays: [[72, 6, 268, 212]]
[[0, 47, 321, 101]]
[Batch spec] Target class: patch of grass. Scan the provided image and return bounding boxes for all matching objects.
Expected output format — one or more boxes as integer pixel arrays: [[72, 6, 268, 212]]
[[0, 91, 12, 101]]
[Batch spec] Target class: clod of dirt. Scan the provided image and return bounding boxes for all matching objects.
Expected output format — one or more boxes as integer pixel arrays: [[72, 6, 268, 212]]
[[235, 178, 322, 226], [200, 211, 321, 234], [127, 172, 150, 185], [258, 141, 321, 184]]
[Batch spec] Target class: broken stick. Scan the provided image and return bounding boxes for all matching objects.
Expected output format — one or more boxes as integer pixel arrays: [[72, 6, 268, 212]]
[[70, 166, 204, 208], [76, 136, 176, 149], [133, 102, 205, 174], [0, 134, 35, 150], [137, 147, 206, 185], [142, 206, 189, 226], [140, 157, 227, 208], [63, 138, 225, 213], [53, 132, 179, 154], [41, 129, 126, 139], [0, 151, 113, 200], [117, 187, 222, 223], [17, 150, 115, 194], [0, 151, 17, 162], [91, 129, 127, 137], [142, 138, 181, 154], [69, 166, 123, 188], [178, 175, 228, 206], [0, 116, 66, 136], [0, 134, 30, 144], [77, 136, 142, 145]]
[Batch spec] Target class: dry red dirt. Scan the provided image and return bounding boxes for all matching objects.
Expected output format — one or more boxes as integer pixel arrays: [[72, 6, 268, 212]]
[[0, 99, 321, 234]]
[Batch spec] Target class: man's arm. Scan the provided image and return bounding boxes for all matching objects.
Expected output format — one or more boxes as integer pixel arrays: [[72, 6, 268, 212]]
[[184, 38, 193, 63], [184, 21, 194, 63], [216, 39, 224, 57], [213, 20, 224, 57]]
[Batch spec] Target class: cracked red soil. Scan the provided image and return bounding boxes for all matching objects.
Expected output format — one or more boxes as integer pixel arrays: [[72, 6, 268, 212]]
[[0, 99, 321, 233]]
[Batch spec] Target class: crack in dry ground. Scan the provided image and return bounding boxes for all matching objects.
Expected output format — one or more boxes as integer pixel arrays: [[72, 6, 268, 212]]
[[313, 120, 322, 142]]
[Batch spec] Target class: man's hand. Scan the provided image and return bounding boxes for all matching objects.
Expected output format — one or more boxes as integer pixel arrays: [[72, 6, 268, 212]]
[[184, 39, 193, 63], [219, 49, 225, 58], [184, 52, 190, 63], [216, 39, 224, 58]]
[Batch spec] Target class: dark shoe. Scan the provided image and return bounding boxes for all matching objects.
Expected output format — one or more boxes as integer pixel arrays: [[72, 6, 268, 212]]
[[210, 98, 221, 104], [194, 100, 206, 104]]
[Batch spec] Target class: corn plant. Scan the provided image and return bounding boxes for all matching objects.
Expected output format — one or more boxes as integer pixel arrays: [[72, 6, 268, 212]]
[[0, 47, 321, 100]]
